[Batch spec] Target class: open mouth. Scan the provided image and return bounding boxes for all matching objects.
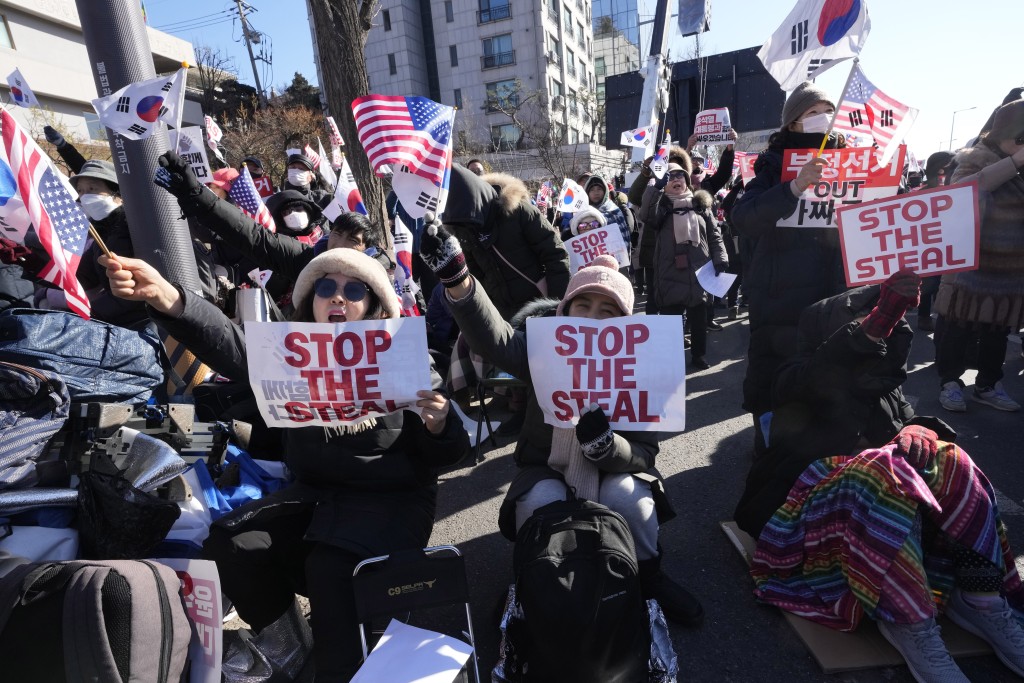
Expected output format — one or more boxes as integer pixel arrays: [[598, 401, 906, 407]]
[[327, 309, 347, 323]]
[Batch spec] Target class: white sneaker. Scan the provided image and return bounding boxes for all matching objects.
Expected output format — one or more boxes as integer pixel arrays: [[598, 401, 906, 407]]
[[877, 618, 970, 683], [946, 590, 1024, 677], [939, 382, 967, 413], [971, 382, 1021, 412]]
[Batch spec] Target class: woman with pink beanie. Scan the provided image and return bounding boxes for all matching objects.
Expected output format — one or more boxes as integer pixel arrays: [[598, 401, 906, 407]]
[[418, 220, 703, 627]]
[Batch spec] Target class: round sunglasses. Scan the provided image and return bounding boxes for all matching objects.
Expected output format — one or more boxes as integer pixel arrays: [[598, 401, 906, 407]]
[[579, 219, 603, 231], [313, 278, 368, 302], [667, 171, 689, 181]]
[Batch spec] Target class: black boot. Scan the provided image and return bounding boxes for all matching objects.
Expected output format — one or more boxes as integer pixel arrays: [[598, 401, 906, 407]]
[[638, 557, 704, 627]]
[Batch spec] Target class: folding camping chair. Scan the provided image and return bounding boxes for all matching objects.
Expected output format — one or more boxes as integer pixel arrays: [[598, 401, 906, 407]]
[[474, 373, 527, 459], [352, 545, 480, 683]]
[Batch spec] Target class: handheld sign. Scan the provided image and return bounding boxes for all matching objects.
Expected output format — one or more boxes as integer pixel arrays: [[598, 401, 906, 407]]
[[169, 126, 212, 184], [836, 182, 980, 286], [527, 316, 686, 432], [246, 318, 431, 428], [735, 151, 757, 185], [693, 107, 732, 145], [779, 145, 906, 228], [566, 228, 629, 273]]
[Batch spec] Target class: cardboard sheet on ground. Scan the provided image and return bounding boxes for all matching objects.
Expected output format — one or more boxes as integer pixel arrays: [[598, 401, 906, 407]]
[[246, 318, 431, 428], [719, 522, 991, 674], [154, 558, 222, 683], [778, 145, 906, 229], [526, 316, 686, 431], [836, 182, 980, 286], [695, 260, 737, 299], [566, 227, 629, 273], [693, 107, 732, 145], [350, 619, 472, 683], [169, 126, 212, 184]]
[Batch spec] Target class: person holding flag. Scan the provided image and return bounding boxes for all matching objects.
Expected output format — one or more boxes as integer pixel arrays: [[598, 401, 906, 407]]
[[731, 81, 849, 454]]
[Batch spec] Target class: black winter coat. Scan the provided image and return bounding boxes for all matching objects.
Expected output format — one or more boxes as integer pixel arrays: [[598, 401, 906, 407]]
[[76, 208, 150, 327]]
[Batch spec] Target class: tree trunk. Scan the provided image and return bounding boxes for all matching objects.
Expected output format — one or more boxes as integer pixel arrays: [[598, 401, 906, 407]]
[[306, 0, 391, 250]]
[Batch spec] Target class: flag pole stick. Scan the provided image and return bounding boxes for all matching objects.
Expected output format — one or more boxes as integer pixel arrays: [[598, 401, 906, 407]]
[[817, 58, 858, 157], [173, 62, 188, 150], [88, 225, 113, 259], [431, 108, 456, 215]]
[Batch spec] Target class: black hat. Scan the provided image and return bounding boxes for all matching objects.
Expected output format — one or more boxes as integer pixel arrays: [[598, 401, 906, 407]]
[[242, 155, 264, 170], [287, 153, 315, 172]]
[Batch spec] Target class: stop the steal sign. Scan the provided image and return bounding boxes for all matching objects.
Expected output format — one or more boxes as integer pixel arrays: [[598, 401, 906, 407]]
[[836, 182, 980, 287]]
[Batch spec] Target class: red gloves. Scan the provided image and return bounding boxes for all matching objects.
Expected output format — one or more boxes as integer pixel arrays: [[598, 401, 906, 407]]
[[890, 425, 939, 469], [860, 269, 921, 339]]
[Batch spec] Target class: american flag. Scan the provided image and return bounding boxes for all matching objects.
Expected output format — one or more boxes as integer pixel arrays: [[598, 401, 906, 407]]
[[228, 166, 276, 233], [0, 111, 90, 318], [303, 143, 322, 169], [351, 95, 455, 186], [832, 64, 918, 167]]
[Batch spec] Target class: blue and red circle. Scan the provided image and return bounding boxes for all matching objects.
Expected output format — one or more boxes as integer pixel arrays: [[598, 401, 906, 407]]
[[818, 0, 861, 46], [136, 96, 165, 123]]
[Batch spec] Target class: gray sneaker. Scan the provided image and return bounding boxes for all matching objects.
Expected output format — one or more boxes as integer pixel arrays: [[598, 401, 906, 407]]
[[939, 382, 967, 413], [946, 589, 1024, 677], [877, 618, 970, 683], [971, 382, 1021, 412]]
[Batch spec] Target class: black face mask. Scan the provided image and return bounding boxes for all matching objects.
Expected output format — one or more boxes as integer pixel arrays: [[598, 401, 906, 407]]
[[785, 131, 833, 150], [908, 176, 922, 188]]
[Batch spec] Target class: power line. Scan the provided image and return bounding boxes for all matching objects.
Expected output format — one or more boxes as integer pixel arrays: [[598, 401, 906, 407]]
[[160, 17, 237, 35], [154, 9, 236, 30]]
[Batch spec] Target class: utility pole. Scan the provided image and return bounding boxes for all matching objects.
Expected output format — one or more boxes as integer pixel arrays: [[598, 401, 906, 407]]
[[235, 0, 267, 106]]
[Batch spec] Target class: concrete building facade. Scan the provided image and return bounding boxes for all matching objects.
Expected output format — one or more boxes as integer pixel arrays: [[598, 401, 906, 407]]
[[0, 0, 193, 144]]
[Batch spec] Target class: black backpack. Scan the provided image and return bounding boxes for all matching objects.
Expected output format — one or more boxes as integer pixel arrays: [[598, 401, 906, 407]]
[[509, 497, 650, 683]]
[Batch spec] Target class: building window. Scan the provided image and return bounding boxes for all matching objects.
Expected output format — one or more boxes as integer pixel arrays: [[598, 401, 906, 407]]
[[481, 34, 514, 69], [83, 112, 107, 142], [576, 21, 584, 45], [564, 6, 572, 29], [0, 14, 13, 49], [547, 35, 560, 65], [579, 58, 586, 81], [569, 128, 579, 144], [445, 1, 454, 22], [597, 82, 606, 101], [566, 48, 576, 78], [382, 9, 391, 31], [478, 0, 511, 24], [454, 89, 463, 109], [552, 123, 565, 143], [490, 123, 521, 150], [388, 53, 397, 75], [450, 45, 459, 67], [595, 56, 606, 76], [550, 79, 563, 98], [568, 88, 578, 115], [485, 79, 518, 112]]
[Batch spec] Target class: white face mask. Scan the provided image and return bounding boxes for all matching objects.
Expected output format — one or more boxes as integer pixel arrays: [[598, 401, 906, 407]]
[[282, 211, 309, 230], [800, 112, 833, 134], [288, 168, 311, 188], [79, 194, 119, 221]]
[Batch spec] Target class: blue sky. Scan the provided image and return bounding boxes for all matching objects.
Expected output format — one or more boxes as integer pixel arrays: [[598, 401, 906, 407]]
[[146, 0, 1021, 159]]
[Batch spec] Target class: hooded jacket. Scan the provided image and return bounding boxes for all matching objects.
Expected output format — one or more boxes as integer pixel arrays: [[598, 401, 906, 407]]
[[266, 191, 325, 245], [443, 165, 570, 319], [585, 174, 634, 250]]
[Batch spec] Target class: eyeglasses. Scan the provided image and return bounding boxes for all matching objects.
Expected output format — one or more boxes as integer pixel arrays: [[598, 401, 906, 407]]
[[580, 220, 602, 230], [690, 167, 704, 175], [313, 278, 368, 302], [667, 171, 688, 181]]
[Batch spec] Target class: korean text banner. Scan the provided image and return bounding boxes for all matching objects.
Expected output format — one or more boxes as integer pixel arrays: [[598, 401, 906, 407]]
[[566, 228, 629, 274], [778, 144, 905, 229], [692, 107, 732, 145], [246, 318, 431, 428], [526, 316, 687, 432], [836, 182, 980, 286]]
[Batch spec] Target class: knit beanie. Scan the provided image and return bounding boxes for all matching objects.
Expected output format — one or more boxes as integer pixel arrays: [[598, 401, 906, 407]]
[[988, 99, 1024, 142], [287, 153, 316, 172], [292, 249, 400, 319], [209, 167, 239, 192], [556, 255, 634, 316], [781, 81, 835, 128], [568, 205, 607, 236]]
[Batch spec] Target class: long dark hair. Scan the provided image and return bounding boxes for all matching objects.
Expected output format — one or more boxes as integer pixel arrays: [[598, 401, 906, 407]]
[[290, 281, 385, 323]]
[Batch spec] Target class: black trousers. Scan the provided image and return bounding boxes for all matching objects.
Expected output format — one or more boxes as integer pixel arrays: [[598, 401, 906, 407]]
[[660, 303, 707, 358], [935, 320, 1009, 389], [644, 267, 659, 315], [203, 503, 365, 682]]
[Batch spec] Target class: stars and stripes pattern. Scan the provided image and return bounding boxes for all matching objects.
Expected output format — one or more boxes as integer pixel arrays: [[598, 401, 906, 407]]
[[228, 166, 276, 233], [832, 64, 918, 167], [351, 95, 455, 186], [0, 111, 90, 318]]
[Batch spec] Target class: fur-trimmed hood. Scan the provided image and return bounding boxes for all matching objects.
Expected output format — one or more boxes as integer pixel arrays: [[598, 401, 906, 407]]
[[510, 297, 560, 330], [480, 171, 530, 213], [950, 141, 1005, 182], [442, 165, 531, 230], [690, 189, 714, 211]]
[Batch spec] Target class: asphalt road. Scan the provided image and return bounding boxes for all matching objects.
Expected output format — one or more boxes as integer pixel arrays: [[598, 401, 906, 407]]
[[427, 304, 1024, 683]]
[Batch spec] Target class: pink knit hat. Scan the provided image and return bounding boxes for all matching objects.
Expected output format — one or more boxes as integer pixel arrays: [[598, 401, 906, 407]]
[[556, 255, 634, 316]]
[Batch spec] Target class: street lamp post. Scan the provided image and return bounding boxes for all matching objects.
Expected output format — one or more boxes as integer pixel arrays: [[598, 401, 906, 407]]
[[949, 106, 977, 151]]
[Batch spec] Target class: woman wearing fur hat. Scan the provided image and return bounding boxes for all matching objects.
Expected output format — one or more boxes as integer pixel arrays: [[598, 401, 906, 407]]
[[933, 98, 1024, 414], [731, 81, 849, 452], [419, 226, 704, 628], [99, 248, 469, 682], [639, 162, 729, 371]]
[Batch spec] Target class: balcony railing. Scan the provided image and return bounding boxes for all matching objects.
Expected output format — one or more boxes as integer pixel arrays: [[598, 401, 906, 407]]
[[481, 50, 516, 69], [547, 7, 559, 22], [567, 65, 577, 79], [478, 4, 511, 24]]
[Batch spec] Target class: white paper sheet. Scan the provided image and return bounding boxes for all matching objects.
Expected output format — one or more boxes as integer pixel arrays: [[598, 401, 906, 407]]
[[696, 260, 737, 299], [350, 620, 472, 683]]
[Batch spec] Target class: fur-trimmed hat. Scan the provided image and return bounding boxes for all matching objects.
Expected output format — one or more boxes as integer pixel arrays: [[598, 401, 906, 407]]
[[556, 254, 633, 316], [988, 99, 1024, 142], [292, 249, 400, 319], [287, 153, 315, 172], [781, 81, 835, 128], [568, 205, 607, 236], [209, 167, 239, 193]]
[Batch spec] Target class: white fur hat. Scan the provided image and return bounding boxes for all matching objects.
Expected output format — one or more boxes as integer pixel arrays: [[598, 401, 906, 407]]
[[292, 249, 400, 319], [568, 205, 607, 236]]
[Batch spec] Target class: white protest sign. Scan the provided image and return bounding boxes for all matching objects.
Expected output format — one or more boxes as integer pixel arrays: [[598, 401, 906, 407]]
[[778, 145, 906, 228], [695, 260, 736, 298], [350, 620, 472, 683], [526, 316, 686, 432], [169, 126, 213, 184], [693, 107, 732, 145], [566, 228, 629, 273], [836, 182, 980, 286], [154, 558, 222, 683], [246, 318, 431, 428]]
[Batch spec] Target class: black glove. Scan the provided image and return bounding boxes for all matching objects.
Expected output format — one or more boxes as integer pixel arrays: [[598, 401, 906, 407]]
[[43, 125, 66, 148], [154, 151, 204, 200], [418, 212, 469, 287], [576, 404, 614, 460], [714, 261, 729, 275]]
